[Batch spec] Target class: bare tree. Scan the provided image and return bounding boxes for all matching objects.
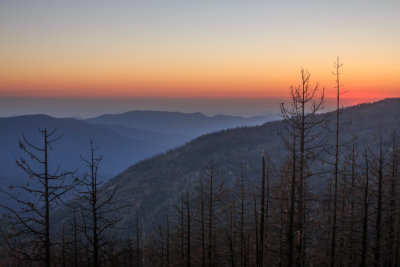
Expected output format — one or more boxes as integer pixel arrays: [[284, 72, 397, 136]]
[[348, 135, 359, 266], [330, 56, 343, 267], [360, 151, 370, 267], [74, 140, 128, 267], [280, 68, 325, 266], [166, 209, 170, 267], [387, 130, 399, 266], [253, 192, 259, 267], [1, 129, 78, 267], [207, 161, 215, 267], [186, 192, 192, 267], [196, 176, 206, 267], [239, 165, 248, 267], [135, 210, 142, 267], [374, 128, 385, 267], [259, 151, 266, 267]]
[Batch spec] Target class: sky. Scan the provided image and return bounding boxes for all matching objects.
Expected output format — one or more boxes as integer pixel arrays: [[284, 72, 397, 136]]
[[0, 0, 399, 116]]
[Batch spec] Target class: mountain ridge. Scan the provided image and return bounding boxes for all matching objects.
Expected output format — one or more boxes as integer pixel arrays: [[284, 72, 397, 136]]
[[86, 110, 272, 136], [0, 110, 272, 212], [96, 98, 400, 231]]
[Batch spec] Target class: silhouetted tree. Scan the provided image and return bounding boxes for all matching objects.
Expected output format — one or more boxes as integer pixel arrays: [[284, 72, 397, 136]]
[[74, 140, 128, 267], [387, 130, 399, 266], [1, 129, 78, 267], [360, 151, 370, 267], [186, 192, 191, 267], [330, 56, 343, 267], [280, 68, 325, 266], [259, 151, 266, 267], [374, 129, 385, 267]]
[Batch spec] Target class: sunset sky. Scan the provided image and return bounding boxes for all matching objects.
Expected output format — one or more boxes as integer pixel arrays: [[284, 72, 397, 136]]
[[0, 0, 399, 116]]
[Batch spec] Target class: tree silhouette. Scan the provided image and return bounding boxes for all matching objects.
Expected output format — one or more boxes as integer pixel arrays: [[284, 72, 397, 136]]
[[330, 56, 343, 267], [280, 68, 325, 266], [1, 129, 78, 266], [73, 140, 128, 267]]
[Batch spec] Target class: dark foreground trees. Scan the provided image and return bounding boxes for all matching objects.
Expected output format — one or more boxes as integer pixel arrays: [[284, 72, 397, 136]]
[[0, 129, 79, 266], [0, 136, 131, 267]]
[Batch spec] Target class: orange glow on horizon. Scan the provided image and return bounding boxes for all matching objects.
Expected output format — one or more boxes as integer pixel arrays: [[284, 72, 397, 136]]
[[1, 58, 399, 99]]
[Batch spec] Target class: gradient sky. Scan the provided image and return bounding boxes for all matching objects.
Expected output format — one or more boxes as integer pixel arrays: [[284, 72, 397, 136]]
[[0, 0, 399, 101]]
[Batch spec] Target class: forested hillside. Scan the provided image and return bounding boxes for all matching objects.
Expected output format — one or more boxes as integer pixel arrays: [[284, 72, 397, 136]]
[[104, 98, 400, 227], [3, 98, 400, 266], [63, 98, 399, 266]]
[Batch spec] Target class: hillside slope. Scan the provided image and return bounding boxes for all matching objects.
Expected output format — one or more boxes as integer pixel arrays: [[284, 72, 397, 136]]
[[0, 115, 188, 210], [99, 98, 400, 230]]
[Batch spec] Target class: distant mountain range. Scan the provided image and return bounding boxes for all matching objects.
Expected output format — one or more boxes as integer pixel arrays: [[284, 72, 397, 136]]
[[85, 110, 273, 137], [0, 111, 272, 209], [83, 98, 400, 231]]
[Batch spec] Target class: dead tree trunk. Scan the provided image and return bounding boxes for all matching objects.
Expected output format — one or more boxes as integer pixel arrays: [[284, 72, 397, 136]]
[[181, 193, 185, 265], [374, 130, 384, 267], [360, 152, 369, 267], [287, 136, 297, 267], [186, 192, 191, 267], [349, 136, 357, 266], [330, 56, 343, 267], [44, 129, 51, 267], [166, 211, 170, 267], [90, 141, 99, 267], [199, 177, 206, 267], [266, 155, 271, 256], [387, 130, 398, 266], [254, 193, 259, 267], [259, 151, 266, 267], [207, 160, 214, 267], [136, 212, 141, 267], [73, 209, 79, 267], [240, 166, 246, 267]]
